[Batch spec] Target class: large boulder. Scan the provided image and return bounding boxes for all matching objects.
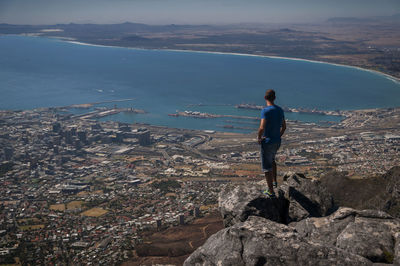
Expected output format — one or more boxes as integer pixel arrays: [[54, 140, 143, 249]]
[[218, 172, 335, 227], [292, 207, 400, 264], [280, 172, 336, 221], [218, 183, 289, 227], [395, 232, 400, 265], [184, 216, 372, 266], [319, 166, 400, 218]]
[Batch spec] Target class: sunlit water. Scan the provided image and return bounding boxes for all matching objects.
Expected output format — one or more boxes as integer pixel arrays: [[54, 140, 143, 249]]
[[1, 35, 399, 132]]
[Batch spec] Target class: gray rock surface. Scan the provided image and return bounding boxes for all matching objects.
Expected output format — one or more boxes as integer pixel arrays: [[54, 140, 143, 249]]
[[280, 172, 336, 221], [382, 166, 400, 217], [292, 207, 400, 263], [218, 172, 335, 227], [394, 232, 400, 265], [184, 216, 372, 266], [319, 166, 400, 219], [187, 171, 400, 265], [218, 183, 289, 227]]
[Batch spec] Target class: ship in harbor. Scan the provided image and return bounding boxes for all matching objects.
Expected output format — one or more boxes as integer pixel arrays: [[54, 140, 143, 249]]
[[235, 103, 264, 110]]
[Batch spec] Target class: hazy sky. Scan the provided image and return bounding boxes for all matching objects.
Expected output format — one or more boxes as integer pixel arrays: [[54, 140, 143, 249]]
[[0, 0, 399, 25]]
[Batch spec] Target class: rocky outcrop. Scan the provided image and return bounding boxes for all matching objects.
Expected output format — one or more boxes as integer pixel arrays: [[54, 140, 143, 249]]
[[293, 207, 399, 263], [219, 173, 335, 227], [381, 166, 400, 217], [186, 170, 400, 266], [319, 166, 400, 218], [280, 172, 336, 221], [184, 216, 372, 266], [218, 183, 289, 227]]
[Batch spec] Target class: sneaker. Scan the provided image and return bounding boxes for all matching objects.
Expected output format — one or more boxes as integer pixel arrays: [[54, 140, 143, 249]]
[[262, 189, 276, 198], [273, 181, 278, 188]]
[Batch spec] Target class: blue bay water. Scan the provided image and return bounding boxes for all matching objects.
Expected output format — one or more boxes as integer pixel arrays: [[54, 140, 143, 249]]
[[1, 35, 400, 132]]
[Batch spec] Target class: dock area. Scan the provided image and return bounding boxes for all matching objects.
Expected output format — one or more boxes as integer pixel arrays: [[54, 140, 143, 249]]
[[67, 98, 136, 109], [168, 110, 259, 121], [236, 103, 344, 116], [72, 107, 146, 119]]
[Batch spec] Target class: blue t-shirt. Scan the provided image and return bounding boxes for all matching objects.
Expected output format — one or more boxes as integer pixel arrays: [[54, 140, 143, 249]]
[[261, 105, 285, 144]]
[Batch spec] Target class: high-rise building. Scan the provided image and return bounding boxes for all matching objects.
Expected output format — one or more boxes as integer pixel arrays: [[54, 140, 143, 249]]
[[118, 123, 131, 132], [52, 122, 61, 133], [156, 219, 162, 229], [179, 215, 185, 225], [137, 130, 151, 146], [3, 147, 13, 161], [77, 131, 87, 143], [194, 207, 201, 218]]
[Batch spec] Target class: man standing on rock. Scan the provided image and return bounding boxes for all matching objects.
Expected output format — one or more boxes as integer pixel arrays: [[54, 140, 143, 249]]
[[258, 89, 286, 197]]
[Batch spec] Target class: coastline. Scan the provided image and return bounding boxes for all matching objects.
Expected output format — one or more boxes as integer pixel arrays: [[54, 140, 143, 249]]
[[1, 35, 399, 125], [63, 39, 400, 84]]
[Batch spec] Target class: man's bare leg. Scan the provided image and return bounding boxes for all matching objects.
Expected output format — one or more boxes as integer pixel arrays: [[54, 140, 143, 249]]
[[272, 161, 277, 184], [264, 171, 274, 193]]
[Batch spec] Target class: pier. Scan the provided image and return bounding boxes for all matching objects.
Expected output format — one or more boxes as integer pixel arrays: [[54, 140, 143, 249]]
[[67, 98, 136, 109], [236, 103, 343, 116], [169, 111, 259, 121], [72, 107, 146, 119]]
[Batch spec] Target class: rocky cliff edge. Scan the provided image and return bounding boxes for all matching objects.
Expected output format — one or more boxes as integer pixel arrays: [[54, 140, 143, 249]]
[[184, 172, 400, 265]]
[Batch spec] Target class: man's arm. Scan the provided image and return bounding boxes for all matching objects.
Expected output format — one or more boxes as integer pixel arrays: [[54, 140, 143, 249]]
[[280, 119, 286, 137], [258, 118, 266, 144]]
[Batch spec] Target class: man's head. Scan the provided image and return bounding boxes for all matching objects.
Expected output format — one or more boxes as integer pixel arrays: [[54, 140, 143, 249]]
[[265, 89, 276, 102]]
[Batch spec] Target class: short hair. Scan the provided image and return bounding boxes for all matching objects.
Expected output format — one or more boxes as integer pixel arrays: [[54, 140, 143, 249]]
[[265, 89, 276, 102]]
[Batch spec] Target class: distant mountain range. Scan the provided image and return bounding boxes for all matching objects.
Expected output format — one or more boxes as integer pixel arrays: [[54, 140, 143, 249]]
[[1, 13, 399, 34], [327, 13, 400, 23], [0, 22, 216, 35], [1, 15, 399, 79]]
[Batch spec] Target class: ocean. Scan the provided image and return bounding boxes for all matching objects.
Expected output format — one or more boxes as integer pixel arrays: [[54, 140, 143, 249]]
[[1, 35, 400, 132]]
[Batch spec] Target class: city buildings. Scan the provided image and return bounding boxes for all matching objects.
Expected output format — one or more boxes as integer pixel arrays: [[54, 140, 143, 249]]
[[0, 106, 399, 264]]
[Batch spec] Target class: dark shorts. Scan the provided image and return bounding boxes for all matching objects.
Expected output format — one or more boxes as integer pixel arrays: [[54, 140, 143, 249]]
[[260, 142, 281, 172]]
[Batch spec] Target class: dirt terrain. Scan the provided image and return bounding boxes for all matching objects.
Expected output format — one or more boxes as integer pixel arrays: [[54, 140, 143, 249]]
[[123, 211, 223, 266]]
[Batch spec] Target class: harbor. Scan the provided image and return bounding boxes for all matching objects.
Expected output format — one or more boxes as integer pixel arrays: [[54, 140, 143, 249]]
[[168, 110, 259, 121], [72, 107, 146, 119], [67, 98, 136, 109], [236, 103, 345, 116]]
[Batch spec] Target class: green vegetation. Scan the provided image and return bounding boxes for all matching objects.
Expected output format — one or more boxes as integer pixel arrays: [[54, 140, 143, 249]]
[[383, 249, 394, 263], [31, 178, 41, 184], [84, 199, 107, 209], [152, 180, 181, 193], [0, 255, 17, 265], [298, 150, 322, 159], [0, 162, 14, 177]]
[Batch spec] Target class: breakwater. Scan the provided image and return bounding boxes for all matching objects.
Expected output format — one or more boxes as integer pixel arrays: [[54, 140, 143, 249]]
[[236, 104, 344, 116]]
